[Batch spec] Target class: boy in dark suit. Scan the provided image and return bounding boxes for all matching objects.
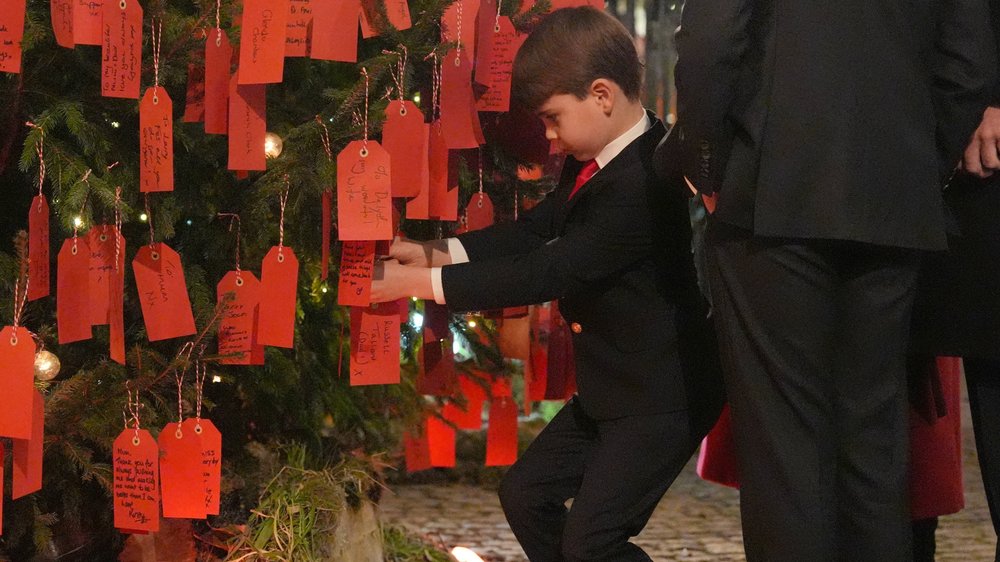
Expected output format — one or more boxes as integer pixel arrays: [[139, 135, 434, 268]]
[[371, 7, 723, 561]]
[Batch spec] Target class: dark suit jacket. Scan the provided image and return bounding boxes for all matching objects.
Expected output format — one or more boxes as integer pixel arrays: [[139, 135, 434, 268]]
[[442, 114, 723, 420], [659, 0, 997, 251]]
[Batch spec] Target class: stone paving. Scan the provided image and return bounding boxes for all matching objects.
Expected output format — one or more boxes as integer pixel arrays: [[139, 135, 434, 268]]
[[381, 387, 998, 562]]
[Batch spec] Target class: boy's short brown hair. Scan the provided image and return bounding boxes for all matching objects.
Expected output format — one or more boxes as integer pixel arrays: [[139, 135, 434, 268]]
[[512, 6, 643, 112]]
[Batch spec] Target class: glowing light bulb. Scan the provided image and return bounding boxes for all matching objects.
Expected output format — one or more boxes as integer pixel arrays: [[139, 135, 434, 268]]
[[264, 132, 284, 158], [321, 286, 329, 293], [450, 547, 485, 562], [212, 375, 222, 383], [139, 213, 148, 222], [111, 121, 120, 128], [412, 312, 424, 329], [412, 92, 422, 105], [73, 216, 84, 228], [467, 320, 477, 328]]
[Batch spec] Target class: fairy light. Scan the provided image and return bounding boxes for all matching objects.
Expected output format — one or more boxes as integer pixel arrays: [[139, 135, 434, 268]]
[[73, 216, 84, 228], [139, 212, 149, 222], [450, 547, 485, 562]]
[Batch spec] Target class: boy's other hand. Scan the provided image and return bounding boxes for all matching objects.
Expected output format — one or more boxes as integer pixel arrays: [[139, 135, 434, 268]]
[[388, 237, 454, 267], [962, 106, 1000, 178], [371, 259, 434, 302]]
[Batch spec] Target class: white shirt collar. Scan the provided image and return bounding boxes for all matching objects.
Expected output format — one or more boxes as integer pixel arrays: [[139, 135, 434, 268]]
[[594, 111, 651, 169]]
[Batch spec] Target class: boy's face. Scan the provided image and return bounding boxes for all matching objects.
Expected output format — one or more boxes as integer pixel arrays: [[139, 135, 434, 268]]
[[536, 90, 611, 162]]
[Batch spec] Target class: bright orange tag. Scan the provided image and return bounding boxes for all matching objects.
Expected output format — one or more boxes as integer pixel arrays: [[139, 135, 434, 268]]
[[440, 51, 482, 149], [57, 237, 93, 344], [140, 88, 175, 192], [12, 390, 44, 499], [337, 140, 393, 240], [113, 428, 160, 533], [321, 190, 332, 279], [310, 0, 360, 62], [204, 30, 233, 135], [383, 101, 428, 198], [486, 396, 518, 466], [50, 0, 74, 48], [474, 17, 524, 112], [337, 240, 375, 306], [403, 429, 432, 473], [73, 0, 103, 45], [239, 0, 290, 84], [257, 246, 299, 348], [27, 195, 50, 301], [181, 418, 222, 516], [285, 0, 312, 57], [426, 414, 456, 467], [405, 123, 432, 219], [349, 302, 401, 386], [465, 192, 494, 231], [0, 327, 35, 440], [218, 270, 264, 365], [182, 62, 206, 123], [359, 0, 411, 37], [101, 0, 143, 99], [132, 243, 197, 342], [427, 121, 458, 220], [158, 422, 207, 519], [87, 226, 116, 325], [0, 0, 26, 74], [228, 75, 267, 171]]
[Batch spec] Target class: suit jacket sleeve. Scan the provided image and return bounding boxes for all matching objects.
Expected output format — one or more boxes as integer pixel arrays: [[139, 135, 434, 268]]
[[454, 191, 557, 261]]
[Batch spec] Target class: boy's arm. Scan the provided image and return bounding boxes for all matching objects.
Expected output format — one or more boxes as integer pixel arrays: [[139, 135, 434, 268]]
[[453, 191, 559, 261]]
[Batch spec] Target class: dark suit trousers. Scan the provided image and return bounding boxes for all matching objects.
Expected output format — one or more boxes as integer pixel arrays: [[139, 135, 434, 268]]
[[963, 358, 1000, 562], [705, 222, 919, 562], [498, 398, 706, 562]]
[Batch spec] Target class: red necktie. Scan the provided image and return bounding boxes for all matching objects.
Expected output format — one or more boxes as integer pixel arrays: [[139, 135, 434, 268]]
[[569, 159, 600, 199]]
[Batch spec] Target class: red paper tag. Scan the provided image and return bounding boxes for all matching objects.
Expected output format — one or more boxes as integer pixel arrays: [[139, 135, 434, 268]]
[[321, 190, 332, 279], [486, 396, 518, 466], [403, 429, 432, 473], [310, 0, 360, 62], [491, 374, 513, 398], [12, 389, 44, 499], [140, 88, 175, 192], [475, 17, 524, 112], [110, 244, 126, 364], [87, 227, 116, 325], [28, 195, 50, 301], [423, 301, 450, 342], [51, 0, 75, 48], [359, 0, 411, 37], [182, 62, 206, 123], [427, 121, 458, 220], [0, 327, 35, 440], [465, 192, 494, 231], [441, 0, 479, 48], [228, 76, 267, 171], [286, 0, 312, 57], [0, 0, 26, 74], [204, 30, 233, 135], [158, 422, 207, 519], [257, 246, 299, 348], [58, 237, 93, 344], [426, 414, 456, 467], [337, 240, 375, 306], [239, 0, 290, 84], [101, 0, 143, 99], [383, 101, 428, 198], [218, 270, 264, 365], [440, 51, 482, 149], [132, 243, 197, 342], [443, 374, 487, 430], [418, 340, 458, 396], [349, 302, 401, 386], [113, 428, 160, 533], [404, 123, 432, 220], [0, 441, 4, 534], [73, 0, 103, 45], [181, 418, 222, 516], [337, 140, 393, 240]]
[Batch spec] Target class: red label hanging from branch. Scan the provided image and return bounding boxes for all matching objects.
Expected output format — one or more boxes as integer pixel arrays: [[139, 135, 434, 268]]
[[12, 389, 44, 499], [418, 339, 458, 396], [440, 52, 483, 149], [239, 0, 290, 84], [101, 0, 142, 99], [426, 413, 456, 467], [337, 240, 375, 307], [228, 76, 267, 171], [0, 441, 5, 534], [73, 0, 103, 45], [51, 0, 74, 48], [28, 195, 50, 301], [465, 192, 494, 231], [58, 237, 93, 344], [310, 0, 360, 62], [403, 428, 432, 473], [87, 226, 117, 325], [0, 327, 35, 440], [109, 248, 125, 364], [443, 373, 487, 430], [159, 421, 207, 519], [359, 0, 411, 37], [286, 0, 312, 57], [427, 121, 458, 220], [405, 123, 432, 220], [337, 140, 393, 240], [217, 270, 265, 365], [113, 428, 160, 533], [349, 302, 400, 386], [140, 88, 175, 192], [182, 61, 206, 123], [181, 418, 222, 516], [475, 17, 524, 112], [486, 396, 518, 466], [440, 0, 479, 51], [204, 30, 232, 135], [132, 243, 197, 342], [258, 246, 299, 348], [0, 0, 27, 74], [383, 101, 428, 198]]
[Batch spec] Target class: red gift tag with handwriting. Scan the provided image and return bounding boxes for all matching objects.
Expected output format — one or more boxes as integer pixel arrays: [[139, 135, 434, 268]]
[[228, 76, 267, 171], [0, 0, 26, 74], [51, 0, 74, 48], [12, 390, 44, 499], [286, 0, 312, 57], [427, 121, 458, 220], [383, 101, 428, 198], [133, 243, 197, 342], [475, 17, 524, 112], [337, 140, 393, 240], [204, 30, 233, 135], [349, 302, 401, 386], [87, 226, 116, 325], [159, 422, 207, 519], [337, 240, 375, 306], [359, 0, 411, 37], [183, 62, 206, 123], [73, 0, 103, 45], [321, 190, 332, 279], [239, 0, 290, 84], [182, 418, 222, 516], [486, 396, 518, 466], [101, 0, 143, 99], [28, 195, 50, 301], [426, 414, 456, 467], [404, 123, 432, 220], [218, 270, 264, 365], [58, 237, 93, 344], [113, 428, 160, 533], [473, 0, 496, 85], [140, 88, 175, 192], [403, 429, 432, 473], [440, 52, 482, 149], [0, 327, 35, 440], [258, 246, 299, 348], [465, 192, 494, 231], [310, 0, 360, 62]]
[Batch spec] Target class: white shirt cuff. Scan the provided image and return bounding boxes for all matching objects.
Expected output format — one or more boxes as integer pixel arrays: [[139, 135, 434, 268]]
[[431, 267, 447, 304], [447, 238, 470, 264]]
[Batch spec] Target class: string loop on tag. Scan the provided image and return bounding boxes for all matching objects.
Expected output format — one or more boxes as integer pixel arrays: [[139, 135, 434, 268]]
[[495, 0, 503, 32], [151, 18, 163, 100], [455, 0, 464, 65], [11, 234, 30, 333], [173, 342, 195, 427], [360, 68, 370, 155], [124, 380, 144, 445], [425, 51, 443, 121], [194, 345, 207, 429], [382, 45, 409, 108], [316, 116, 334, 162], [145, 193, 156, 249], [114, 187, 122, 272], [215, 0, 222, 45], [478, 148, 485, 200], [278, 176, 291, 257], [217, 213, 242, 278]]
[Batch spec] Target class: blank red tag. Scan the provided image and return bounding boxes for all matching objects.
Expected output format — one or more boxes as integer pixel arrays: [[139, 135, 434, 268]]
[[110, 246, 125, 364], [422, 301, 450, 342], [321, 190, 332, 279], [427, 121, 458, 220], [12, 389, 44, 499], [286, 0, 312, 57], [0, 0, 26, 74], [0, 326, 35, 440], [337, 140, 393, 240], [443, 374, 487, 430], [51, 0, 74, 48], [359, 0, 411, 37], [310, 0, 360, 62], [418, 340, 458, 396], [427, 414, 456, 467], [28, 195, 50, 301], [404, 125, 432, 220], [440, 52, 482, 149], [182, 62, 206, 123], [73, 0, 103, 45], [132, 243, 197, 342], [383, 101, 428, 198], [101, 0, 143, 99], [475, 17, 524, 112], [113, 428, 160, 533], [228, 76, 267, 171], [337, 240, 375, 306], [58, 237, 93, 344], [218, 271, 264, 365], [491, 374, 513, 398], [204, 30, 232, 135], [257, 246, 299, 348], [140, 88, 175, 192], [0, 441, 4, 534], [403, 429, 432, 473], [87, 227, 116, 325], [486, 396, 518, 466], [181, 418, 222, 516], [239, 0, 290, 84], [465, 192, 494, 231], [159, 422, 207, 519], [349, 302, 400, 386]]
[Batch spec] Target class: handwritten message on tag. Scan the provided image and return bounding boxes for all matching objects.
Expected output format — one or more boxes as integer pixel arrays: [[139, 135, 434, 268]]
[[204, 31, 232, 135], [51, 0, 74, 48], [239, 0, 290, 84], [310, 0, 360, 62], [486, 396, 518, 466], [337, 241, 375, 307], [73, 0, 103, 45], [58, 237, 93, 344], [159, 422, 207, 519], [286, 0, 312, 57], [101, 1, 143, 99], [0, 326, 35, 440], [349, 302, 400, 386], [87, 227, 116, 325], [12, 390, 45, 499], [228, 76, 267, 171], [360, 0, 411, 38], [132, 243, 197, 342], [217, 270, 264, 365], [0, 0, 26, 74], [258, 246, 299, 348], [181, 418, 222, 515], [337, 140, 393, 240], [475, 17, 524, 112], [113, 428, 160, 534], [140, 88, 175, 192], [383, 101, 427, 198], [28, 195, 50, 301]]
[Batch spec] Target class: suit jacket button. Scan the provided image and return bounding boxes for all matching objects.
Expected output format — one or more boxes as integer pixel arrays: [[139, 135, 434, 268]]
[[570, 322, 583, 334]]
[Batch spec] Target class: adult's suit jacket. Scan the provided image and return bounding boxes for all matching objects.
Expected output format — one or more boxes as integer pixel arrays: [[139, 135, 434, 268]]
[[659, 0, 997, 251], [442, 114, 723, 420]]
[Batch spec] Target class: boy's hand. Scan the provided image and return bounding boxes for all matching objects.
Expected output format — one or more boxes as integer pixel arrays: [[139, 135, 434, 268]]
[[962, 106, 1000, 178], [388, 237, 454, 267], [371, 259, 435, 302]]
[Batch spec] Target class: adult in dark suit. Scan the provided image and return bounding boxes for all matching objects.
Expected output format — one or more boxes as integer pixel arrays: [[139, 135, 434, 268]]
[[656, 0, 997, 560]]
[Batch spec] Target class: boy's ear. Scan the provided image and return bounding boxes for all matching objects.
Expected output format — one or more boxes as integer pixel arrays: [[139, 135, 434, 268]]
[[589, 79, 615, 114]]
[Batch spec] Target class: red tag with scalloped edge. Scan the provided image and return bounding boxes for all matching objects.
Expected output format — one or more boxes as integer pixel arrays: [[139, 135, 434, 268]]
[[310, 0, 360, 62], [28, 195, 50, 301], [0, 0, 26, 74], [486, 396, 518, 466], [258, 246, 299, 348], [58, 237, 93, 344], [440, 51, 482, 149], [228, 76, 267, 171], [383, 101, 428, 198], [204, 30, 233, 135], [321, 190, 332, 279], [181, 418, 222, 516], [465, 192, 494, 231], [239, 0, 290, 84], [158, 422, 207, 519], [349, 302, 401, 386], [286, 0, 312, 57], [183, 62, 206, 123], [427, 121, 458, 220], [133, 243, 197, 342], [427, 414, 456, 467], [101, 0, 143, 99], [359, 0, 411, 37], [218, 270, 264, 365], [12, 389, 44, 499], [337, 140, 393, 240], [404, 428, 432, 473], [0, 327, 35, 440], [51, 0, 74, 48], [337, 240, 375, 307], [475, 17, 524, 112], [73, 0, 102, 45], [140, 88, 175, 192], [113, 428, 160, 533]]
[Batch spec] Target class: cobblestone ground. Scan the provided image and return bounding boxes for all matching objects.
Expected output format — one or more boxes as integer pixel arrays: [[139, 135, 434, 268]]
[[381, 387, 997, 562]]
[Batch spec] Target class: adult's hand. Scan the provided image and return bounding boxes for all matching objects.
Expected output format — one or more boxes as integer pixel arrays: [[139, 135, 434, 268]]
[[963, 106, 1000, 178], [371, 259, 434, 302]]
